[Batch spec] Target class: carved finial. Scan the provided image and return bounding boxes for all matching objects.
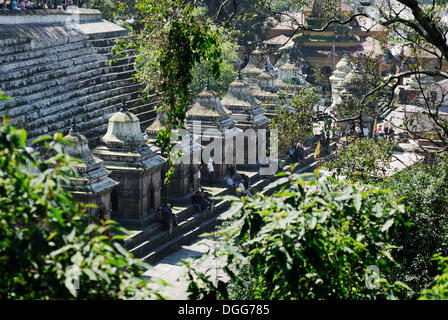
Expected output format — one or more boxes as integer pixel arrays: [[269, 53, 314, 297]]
[[206, 79, 212, 91], [120, 100, 129, 112], [288, 54, 295, 64], [69, 119, 79, 135]]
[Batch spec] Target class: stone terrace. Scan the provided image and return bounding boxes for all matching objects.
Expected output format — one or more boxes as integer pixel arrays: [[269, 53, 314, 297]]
[[0, 9, 158, 147]]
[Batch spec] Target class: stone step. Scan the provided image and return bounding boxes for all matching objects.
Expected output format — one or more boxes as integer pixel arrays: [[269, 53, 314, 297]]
[[85, 29, 129, 41], [88, 35, 134, 48], [130, 174, 266, 265], [139, 200, 230, 265], [3, 74, 139, 121], [0, 37, 31, 49], [130, 206, 217, 258], [0, 39, 90, 66], [0, 45, 98, 74], [4, 66, 136, 107], [24, 82, 144, 140], [0, 51, 102, 82], [0, 55, 134, 92]]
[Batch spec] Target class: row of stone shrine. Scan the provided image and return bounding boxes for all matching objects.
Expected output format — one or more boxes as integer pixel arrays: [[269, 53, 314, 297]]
[[61, 47, 307, 225]]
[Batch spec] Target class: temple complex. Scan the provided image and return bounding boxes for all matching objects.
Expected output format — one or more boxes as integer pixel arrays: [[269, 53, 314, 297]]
[[186, 84, 241, 182], [92, 104, 166, 224], [62, 124, 118, 220]]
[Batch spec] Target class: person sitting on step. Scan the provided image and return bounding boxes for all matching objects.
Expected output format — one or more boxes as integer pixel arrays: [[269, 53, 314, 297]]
[[199, 189, 211, 210], [11, 0, 21, 10], [1, 1, 9, 10]]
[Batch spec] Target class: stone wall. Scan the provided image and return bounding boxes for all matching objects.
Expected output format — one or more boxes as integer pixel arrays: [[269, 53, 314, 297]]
[[0, 9, 159, 148]]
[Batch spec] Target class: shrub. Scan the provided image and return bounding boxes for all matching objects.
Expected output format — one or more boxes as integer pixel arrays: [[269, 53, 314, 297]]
[[0, 120, 162, 299], [380, 157, 448, 298], [186, 171, 410, 299]]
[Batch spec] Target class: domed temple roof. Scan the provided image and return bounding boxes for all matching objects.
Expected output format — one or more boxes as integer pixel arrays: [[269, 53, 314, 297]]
[[186, 84, 241, 137], [63, 124, 117, 194], [93, 103, 166, 172], [100, 103, 147, 150]]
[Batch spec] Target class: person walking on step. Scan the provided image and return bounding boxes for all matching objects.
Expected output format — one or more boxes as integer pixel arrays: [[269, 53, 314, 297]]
[[163, 203, 178, 234], [197, 163, 202, 188], [207, 158, 214, 184]]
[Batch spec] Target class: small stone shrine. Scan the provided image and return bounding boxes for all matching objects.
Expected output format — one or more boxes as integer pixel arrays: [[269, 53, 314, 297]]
[[145, 110, 202, 202], [221, 72, 270, 130], [186, 84, 242, 183], [221, 72, 270, 167], [63, 124, 118, 220], [93, 103, 166, 224], [275, 56, 302, 99], [242, 46, 273, 88]]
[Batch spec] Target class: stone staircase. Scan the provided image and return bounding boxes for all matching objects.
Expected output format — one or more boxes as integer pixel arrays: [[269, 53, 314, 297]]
[[122, 170, 274, 265], [122, 148, 325, 265], [0, 20, 159, 147]]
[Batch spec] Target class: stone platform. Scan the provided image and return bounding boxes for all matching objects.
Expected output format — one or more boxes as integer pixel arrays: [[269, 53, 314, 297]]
[[0, 8, 101, 25], [0, 8, 159, 148]]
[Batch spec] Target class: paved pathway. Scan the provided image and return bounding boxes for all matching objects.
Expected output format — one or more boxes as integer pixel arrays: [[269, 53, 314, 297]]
[[143, 238, 227, 300]]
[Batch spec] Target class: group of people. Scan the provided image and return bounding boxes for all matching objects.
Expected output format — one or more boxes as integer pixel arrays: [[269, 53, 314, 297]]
[[1, 0, 31, 10], [197, 159, 214, 187], [1, 0, 74, 10], [154, 190, 212, 232], [353, 122, 395, 140], [226, 164, 251, 196]]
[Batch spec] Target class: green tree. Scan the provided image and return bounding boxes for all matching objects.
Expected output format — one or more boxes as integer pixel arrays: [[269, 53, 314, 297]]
[[380, 156, 448, 298], [186, 171, 410, 299], [0, 118, 162, 299], [270, 86, 318, 155], [420, 254, 448, 300], [189, 27, 239, 98]]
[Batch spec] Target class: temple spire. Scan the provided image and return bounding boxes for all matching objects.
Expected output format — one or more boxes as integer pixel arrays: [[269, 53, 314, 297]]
[[120, 100, 129, 112]]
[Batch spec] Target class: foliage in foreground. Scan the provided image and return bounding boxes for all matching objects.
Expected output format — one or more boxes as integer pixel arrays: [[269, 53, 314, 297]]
[[380, 157, 448, 298], [185, 171, 411, 299], [0, 121, 162, 299], [420, 254, 448, 300]]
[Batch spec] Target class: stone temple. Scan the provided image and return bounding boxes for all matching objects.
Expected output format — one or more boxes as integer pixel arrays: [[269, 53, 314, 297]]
[[186, 84, 242, 182], [145, 110, 203, 202], [62, 123, 117, 220], [0, 8, 158, 147], [221, 72, 270, 167], [93, 104, 166, 225]]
